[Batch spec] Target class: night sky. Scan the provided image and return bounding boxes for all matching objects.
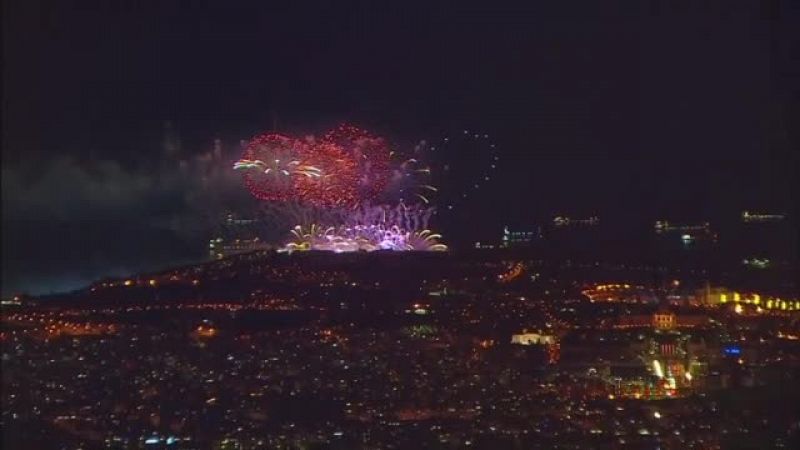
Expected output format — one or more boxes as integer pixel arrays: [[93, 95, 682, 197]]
[[3, 1, 798, 295]]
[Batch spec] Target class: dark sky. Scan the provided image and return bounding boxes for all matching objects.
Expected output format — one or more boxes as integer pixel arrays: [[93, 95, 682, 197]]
[[2, 1, 798, 295]]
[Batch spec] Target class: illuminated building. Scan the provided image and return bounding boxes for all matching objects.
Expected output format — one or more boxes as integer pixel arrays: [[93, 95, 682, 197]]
[[653, 220, 710, 234], [742, 258, 770, 269], [738, 210, 794, 263], [510, 333, 556, 345], [653, 221, 718, 246], [1, 296, 23, 306], [209, 212, 268, 258], [224, 213, 256, 226], [604, 312, 709, 399], [500, 226, 540, 248], [193, 324, 217, 338], [616, 308, 708, 329], [741, 210, 786, 223], [552, 216, 599, 227], [652, 310, 676, 330], [497, 262, 525, 283], [405, 303, 431, 315], [510, 332, 561, 365], [696, 286, 726, 306], [209, 237, 271, 259], [641, 352, 696, 397], [696, 286, 799, 312], [582, 283, 657, 304]]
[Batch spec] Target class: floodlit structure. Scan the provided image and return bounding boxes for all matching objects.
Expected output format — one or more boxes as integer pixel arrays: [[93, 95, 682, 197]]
[[511, 333, 556, 345], [741, 211, 786, 223], [501, 226, 540, 247]]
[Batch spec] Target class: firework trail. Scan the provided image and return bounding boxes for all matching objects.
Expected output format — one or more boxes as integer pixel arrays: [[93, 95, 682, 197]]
[[415, 129, 500, 214]]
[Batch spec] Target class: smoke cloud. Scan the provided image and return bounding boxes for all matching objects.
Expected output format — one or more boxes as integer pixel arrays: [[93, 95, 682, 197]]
[[1, 147, 253, 296]]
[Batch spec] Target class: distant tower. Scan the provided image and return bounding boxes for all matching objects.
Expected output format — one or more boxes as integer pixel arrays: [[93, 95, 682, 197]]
[[213, 138, 223, 161], [162, 120, 182, 159]]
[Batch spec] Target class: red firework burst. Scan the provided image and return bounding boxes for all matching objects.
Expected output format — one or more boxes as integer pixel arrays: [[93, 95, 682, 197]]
[[236, 130, 364, 208], [322, 124, 393, 202], [293, 138, 360, 208], [239, 133, 305, 202]]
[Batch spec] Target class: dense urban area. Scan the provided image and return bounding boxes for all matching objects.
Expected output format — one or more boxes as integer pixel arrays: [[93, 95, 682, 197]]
[[3, 222, 799, 449]]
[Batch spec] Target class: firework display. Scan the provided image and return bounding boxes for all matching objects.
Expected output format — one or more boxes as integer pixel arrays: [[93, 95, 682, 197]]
[[283, 223, 446, 253], [236, 133, 359, 207], [390, 155, 436, 205], [278, 202, 445, 253], [322, 124, 393, 202], [344, 203, 435, 232], [417, 129, 500, 213], [234, 125, 497, 252]]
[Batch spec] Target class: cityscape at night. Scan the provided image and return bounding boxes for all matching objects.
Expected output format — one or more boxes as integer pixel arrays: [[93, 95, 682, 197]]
[[2, 1, 799, 449]]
